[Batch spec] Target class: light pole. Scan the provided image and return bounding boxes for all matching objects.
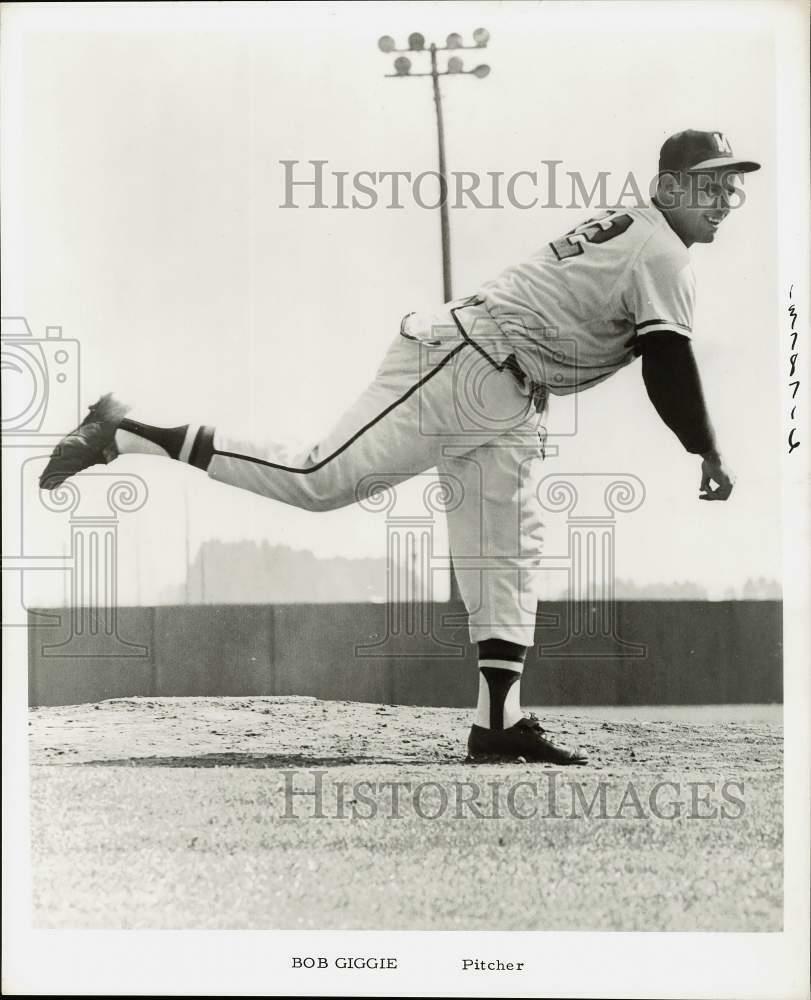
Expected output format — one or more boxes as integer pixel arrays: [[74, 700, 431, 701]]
[[377, 29, 491, 303], [377, 29, 491, 605]]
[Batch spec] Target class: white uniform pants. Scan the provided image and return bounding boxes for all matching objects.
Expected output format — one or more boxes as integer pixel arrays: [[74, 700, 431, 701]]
[[208, 298, 547, 646]]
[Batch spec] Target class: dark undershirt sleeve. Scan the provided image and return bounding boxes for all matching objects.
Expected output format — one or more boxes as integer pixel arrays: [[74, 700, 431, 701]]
[[635, 331, 716, 455]]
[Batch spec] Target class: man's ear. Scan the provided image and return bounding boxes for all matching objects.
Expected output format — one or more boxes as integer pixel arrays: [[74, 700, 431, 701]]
[[656, 170, 683, 210]]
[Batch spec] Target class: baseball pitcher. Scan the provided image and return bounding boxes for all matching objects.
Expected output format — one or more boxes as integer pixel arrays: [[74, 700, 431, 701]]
[[41, 130, 760, 765]]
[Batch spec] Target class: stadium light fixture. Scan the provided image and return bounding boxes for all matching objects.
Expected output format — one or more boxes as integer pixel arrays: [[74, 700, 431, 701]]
[[377, 28, 493, 300], [377, 27, 492, 604]]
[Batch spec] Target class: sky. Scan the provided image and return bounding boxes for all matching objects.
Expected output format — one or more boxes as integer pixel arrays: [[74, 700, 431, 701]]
[[2, 1, 786, 604]]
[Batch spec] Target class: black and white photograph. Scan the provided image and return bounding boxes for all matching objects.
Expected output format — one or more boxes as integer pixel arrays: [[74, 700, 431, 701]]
[[2, 1, 809, 996]]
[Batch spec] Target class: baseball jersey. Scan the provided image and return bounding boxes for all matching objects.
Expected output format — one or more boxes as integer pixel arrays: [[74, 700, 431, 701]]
[[479, 204, 696, 395]]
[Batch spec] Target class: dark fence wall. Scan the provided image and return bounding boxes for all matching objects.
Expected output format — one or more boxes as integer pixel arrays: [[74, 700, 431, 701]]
[[27, 601, 783, 708]]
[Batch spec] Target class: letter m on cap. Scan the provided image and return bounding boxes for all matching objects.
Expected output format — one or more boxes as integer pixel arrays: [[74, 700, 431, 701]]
[[713, 132, 732, 155]]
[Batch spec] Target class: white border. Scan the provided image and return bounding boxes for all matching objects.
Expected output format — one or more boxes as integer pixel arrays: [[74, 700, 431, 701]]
[[2, 2, 808, 997]]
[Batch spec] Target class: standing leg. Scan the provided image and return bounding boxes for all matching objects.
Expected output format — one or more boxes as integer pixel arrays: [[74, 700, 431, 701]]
[[440, 428, 545, 649], [439, 418, 587, 764]]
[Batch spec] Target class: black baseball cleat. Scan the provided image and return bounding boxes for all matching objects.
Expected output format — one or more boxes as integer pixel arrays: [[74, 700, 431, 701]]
[[39, 393, 131, 491], [467, 713, 587, 765]]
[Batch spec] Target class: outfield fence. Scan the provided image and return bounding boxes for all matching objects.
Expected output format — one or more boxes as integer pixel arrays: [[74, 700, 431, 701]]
[[26, 600, 782, 707]]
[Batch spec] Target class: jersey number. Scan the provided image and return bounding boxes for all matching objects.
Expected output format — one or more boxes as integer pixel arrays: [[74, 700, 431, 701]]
[[549, 212, 634, 261]]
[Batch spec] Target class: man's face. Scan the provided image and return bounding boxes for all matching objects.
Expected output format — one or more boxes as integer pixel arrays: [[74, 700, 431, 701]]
[[659, 169, 743, 246]]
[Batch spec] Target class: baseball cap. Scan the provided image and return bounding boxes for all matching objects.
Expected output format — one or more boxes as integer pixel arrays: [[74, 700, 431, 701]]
[[659, 130, 761, 174]]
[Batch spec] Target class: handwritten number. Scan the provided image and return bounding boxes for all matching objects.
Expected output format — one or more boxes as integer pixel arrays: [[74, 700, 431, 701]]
[[787, 286, 801, 455], [788, 428, 800, 454]]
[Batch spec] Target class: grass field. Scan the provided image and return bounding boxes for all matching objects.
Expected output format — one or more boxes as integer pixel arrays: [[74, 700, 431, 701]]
[[29, 697, 783, 931]]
